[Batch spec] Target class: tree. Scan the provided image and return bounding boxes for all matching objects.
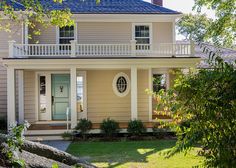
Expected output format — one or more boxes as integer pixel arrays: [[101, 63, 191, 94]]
[[155, 53, 236, 167], [0, 0, 100, 35], [177, 14, 212, 42], [0, 123, 96, 168], [194, 0, 236, 48]]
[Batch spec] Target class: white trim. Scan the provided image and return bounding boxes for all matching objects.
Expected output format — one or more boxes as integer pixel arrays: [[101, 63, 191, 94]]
[[71, 14, 182, 22], [24, 23, 28, 44], [77, 71, 88, 119], [21, 23, 24, 44], [35, 72, 39, 121], [74, 22, 78, 42], [172, 20, 176, 43], [56, 26, 59, 44], [70, 67, 77, 128], [112, 72, 131, 97], [131, 66, 138, 120], [3, 58, 201, 69], [148, 68, 153, 122], [7, 67, 16, 128], [18, 70, 24, 124]]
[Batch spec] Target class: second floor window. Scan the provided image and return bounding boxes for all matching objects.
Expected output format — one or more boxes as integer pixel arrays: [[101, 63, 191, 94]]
[[135, 25, 151, 50], [59, 26, 75, 44]]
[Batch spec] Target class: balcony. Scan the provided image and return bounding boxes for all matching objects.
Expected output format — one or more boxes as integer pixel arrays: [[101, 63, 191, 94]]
[[8, 40, 195, 58]]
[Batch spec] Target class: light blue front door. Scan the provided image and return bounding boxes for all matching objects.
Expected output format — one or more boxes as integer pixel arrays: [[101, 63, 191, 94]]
[[52, 74, 70, 120]]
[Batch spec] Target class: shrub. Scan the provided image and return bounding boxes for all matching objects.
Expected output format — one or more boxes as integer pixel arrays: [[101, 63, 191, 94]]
[[127, 120, 146, 136], [62, 131, 73, 141], [100, 118, 119, 138], [152, 123, 166, 139], [75, 119, 92, 140]]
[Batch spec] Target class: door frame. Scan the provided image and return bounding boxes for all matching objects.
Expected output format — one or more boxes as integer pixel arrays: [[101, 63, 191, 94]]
[[35, 70, 88, 121], [35, 71, 69, 121]]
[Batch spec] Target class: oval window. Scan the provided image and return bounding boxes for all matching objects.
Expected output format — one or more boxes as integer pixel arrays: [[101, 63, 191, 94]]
[[113, 73, 130, 97]]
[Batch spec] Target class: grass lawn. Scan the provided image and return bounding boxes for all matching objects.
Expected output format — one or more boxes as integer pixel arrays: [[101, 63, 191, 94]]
[[67, 140, 204, 168]]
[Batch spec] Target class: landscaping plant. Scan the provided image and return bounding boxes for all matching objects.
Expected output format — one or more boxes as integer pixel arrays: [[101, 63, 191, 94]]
[[62, 131, 73, 141], [0, 121, 30, 167], [75, 119, 92, 140], [154, 56, 236, 167], [100, 118, 119, 138], [152, 123, 166, 139], [127, 120, 146, 136]]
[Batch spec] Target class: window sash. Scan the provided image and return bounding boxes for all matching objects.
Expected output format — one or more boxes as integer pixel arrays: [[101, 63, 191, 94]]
[[59, 26, 75, 44], [135, 25, 150, 45]]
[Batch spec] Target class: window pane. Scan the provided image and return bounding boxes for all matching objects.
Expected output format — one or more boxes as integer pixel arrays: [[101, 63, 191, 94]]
[[59, 39, 71, 44], [135, 38, 150, 44], [77, 76, 84, 112], [135, 25, 149, 37], [59, 26, 75, 44], [153, 74, 167, 93], [39, 76, 46, 113], [116, 76, 127, 93], [135, 25, 150, 46]]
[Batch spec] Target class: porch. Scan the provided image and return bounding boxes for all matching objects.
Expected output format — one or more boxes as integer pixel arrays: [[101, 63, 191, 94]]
[[4, 58, 200, 134]]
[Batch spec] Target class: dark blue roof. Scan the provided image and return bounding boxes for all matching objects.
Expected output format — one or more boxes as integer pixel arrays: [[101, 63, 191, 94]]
[[4, 0, 181, 14], [0, 1, 25, 11]]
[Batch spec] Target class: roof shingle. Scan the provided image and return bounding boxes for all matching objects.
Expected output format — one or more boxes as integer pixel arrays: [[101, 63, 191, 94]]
[[3, 0, 181, 14]]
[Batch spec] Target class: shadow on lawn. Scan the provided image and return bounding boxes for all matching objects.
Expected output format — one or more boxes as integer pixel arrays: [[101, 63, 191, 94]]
[[68, 140, 177, 168], [105, 141, 175, 168]]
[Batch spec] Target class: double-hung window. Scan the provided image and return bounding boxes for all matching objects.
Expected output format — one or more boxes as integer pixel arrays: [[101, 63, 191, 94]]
[[59, 26, 75, 44], [134, 24, 151, 50]]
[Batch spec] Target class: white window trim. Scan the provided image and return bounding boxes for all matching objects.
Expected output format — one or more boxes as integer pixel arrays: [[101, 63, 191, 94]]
[[56, 23, 78, 44], [112, 72, 130, 97], [132, 23, 153, 50]]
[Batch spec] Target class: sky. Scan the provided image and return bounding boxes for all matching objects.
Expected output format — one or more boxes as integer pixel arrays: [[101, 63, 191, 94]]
[[144, 0, 215, 40]]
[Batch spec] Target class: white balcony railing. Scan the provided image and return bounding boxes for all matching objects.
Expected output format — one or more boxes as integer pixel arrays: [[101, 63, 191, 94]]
[[8, 40, 195, 58]]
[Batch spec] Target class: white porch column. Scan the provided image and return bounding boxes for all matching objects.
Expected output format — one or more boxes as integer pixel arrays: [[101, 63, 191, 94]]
[[131, 66, 138, 120], [18, 70, 24, 124], [148, 68, 153, 121], [7, 67, 16, 128], [70, 67, 77, 128]]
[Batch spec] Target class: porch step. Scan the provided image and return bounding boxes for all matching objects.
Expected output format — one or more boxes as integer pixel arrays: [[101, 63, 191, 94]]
[[26, 135, 63, 141], [24, 129, 64, 141]]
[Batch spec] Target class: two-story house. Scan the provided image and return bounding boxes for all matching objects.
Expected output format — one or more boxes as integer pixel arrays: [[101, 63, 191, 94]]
[[0, 0, 200, 139]]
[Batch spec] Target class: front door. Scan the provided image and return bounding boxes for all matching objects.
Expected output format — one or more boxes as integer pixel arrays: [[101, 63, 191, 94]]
[[52, 74, 70, 120]]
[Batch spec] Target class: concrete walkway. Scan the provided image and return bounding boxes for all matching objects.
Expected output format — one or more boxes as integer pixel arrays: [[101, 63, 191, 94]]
[[41, 140, 71, 151]]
